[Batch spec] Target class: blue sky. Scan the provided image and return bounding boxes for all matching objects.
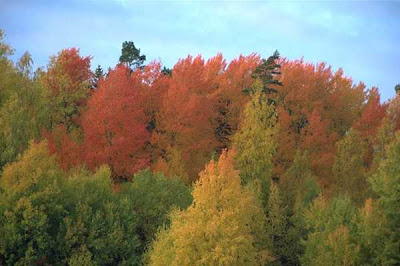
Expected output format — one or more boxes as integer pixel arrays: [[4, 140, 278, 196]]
[[1, 0, 399, 100]]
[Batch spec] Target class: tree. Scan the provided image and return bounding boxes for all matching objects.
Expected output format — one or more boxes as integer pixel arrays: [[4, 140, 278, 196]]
[[60, 166, 143, 265], [0, 141, 65, 265], [155, 55, 221, 180], [81, 64, 150, 181], [92, 64, 104, 88], [42, 48, 93, 132], [233, 79, 277, 186], [370, 132, 400, 264], [301, 196, 359, 266], [332, 128, 367, 204], [353, 88, 387, 167], [395, 84, 400, 95], [300, 108, 337, 187], [282, 150, 320, 212], [249, 50, 282, 97], [147, 149, 271, 265], [119, 41, 146, 70], [279, 150, 321, 264], [0, 142, 145, 264], [152, 145, 189, 184], [213, 53, 260, 149], [121, 169, 192, 250], [371, 117, 396, 172], [266, 182, 300, 265], [354, 198, 388, 265], [0, 52, 49, 170], [161, 66, 172, 76]]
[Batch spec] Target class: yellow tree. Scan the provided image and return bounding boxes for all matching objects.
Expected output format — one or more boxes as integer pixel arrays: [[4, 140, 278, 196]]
[[233, 79, 278, 186], [147, 149, 271, 265]]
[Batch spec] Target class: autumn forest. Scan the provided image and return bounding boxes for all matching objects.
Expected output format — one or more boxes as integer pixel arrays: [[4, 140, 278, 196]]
[[1, 28, 400, 265]]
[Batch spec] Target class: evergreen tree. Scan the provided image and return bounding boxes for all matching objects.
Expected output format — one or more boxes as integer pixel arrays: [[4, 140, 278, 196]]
[[92, 64, 104, 88], [249, 50, 282, 97], [119, 41, 146, 70]]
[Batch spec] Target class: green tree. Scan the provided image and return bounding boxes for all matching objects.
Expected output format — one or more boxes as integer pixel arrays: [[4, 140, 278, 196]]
[[0, 55, 49, 170], [332, 128, 367, 204], [0, 141, 66, 265], [371, 117, 396, 172], [370, 132, 400, 264], [247, 50, 282, 97], [301, 195, 359, 266], [92, 64, 104, 88], [282, 150, 320, 211], [354, 198, 388, 265], [119, 41, 146, 70], [265, 182, 293, 264], [121, 169, 192, 250], [147, 149, 271, 265], [0, 142, 144, 265]]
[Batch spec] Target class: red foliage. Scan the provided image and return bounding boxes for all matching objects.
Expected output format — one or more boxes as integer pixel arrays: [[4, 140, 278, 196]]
[[300, 108, 337, 185], [354, 87, 387, 138], [81, 65, 151, 180], [44, 126, 82, 171], [45, 48, 93, 95], [156, 55, 224, 180]]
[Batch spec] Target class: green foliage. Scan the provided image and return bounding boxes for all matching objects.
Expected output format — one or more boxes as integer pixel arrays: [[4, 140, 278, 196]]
[[121, 169, 192, 249], [0, 72, 49, 170], [248, 50, 282, 96], [301, 195, 359, 266], [283, 150, 320, 211], [333, 128, 367, 204], [266, 183, 294, 265], [370, 132, 400, 264], [60, 166, 142, 265], [0, 141, 66, 265], [119, 41, 146, 70], [147, 150, 271, 265], [353, 198, 388, 265], [371, 117, 396, 172], [0, 142, 142, 265]]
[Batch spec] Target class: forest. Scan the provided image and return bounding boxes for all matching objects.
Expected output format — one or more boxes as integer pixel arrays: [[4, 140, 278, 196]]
[[0, 28, 400, 265]]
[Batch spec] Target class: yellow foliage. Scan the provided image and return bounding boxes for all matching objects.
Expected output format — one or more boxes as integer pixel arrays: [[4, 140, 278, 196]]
[[148, 149, 270, 265], [0, 141, 63, 195], [233, 80, 277, 183]]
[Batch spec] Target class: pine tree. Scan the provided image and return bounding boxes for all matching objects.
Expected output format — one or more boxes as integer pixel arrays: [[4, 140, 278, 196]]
[[250, 50, 282, 97], [119, 41, 146, 70]]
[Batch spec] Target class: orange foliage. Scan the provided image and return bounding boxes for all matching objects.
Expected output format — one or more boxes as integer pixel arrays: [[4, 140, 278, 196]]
[[82, 65, 151, 180]]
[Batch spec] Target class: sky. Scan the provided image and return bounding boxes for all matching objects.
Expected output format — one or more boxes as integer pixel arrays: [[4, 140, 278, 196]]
[[1, 0, 399, 101]]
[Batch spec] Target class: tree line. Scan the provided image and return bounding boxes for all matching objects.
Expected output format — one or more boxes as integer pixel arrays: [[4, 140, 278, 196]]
[[1, 29, 400, 265]]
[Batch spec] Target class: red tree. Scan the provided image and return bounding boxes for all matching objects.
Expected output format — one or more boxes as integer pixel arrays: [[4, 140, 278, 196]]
[[300, 108, 337, 188], [82, 65, 151, 180]]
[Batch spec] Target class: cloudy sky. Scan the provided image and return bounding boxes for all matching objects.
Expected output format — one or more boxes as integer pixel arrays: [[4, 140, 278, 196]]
[[1, 0, 399, 100]]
